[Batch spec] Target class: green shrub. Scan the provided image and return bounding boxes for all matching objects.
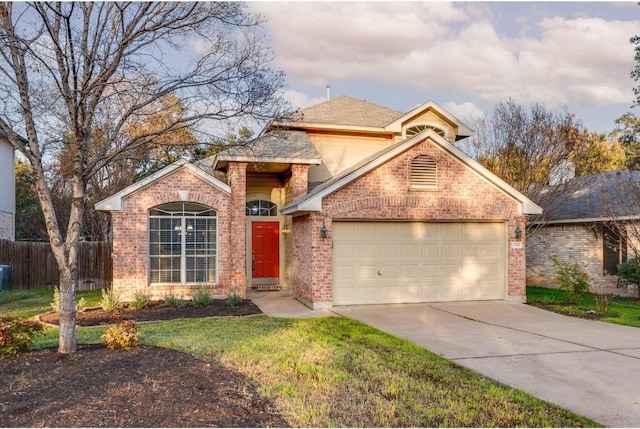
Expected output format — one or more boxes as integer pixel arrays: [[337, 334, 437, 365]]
[[192, 289, 213, 307], [0, 317, 45, 358], [618, 259, 640, 285], [226, 292, 243, 308], [129, 289, 151, 311], [550, 257, 590, 303], [100, 288, 121, 311], [163, 292, 187, 308], [50, 286, 88, 313]]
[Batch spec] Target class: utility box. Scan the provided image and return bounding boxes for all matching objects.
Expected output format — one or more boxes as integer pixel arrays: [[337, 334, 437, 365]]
[[0, 265, 9, 291]]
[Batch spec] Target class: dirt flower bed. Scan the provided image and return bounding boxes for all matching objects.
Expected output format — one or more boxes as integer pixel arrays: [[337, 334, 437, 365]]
[[39, 298, 262, 326], [0, 344, 287, 427], [0, 299, 288, 427]]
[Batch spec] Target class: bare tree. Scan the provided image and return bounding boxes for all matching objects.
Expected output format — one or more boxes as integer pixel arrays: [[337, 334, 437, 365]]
[[0, 2, 289, 353], [465, 100, 604, 236]]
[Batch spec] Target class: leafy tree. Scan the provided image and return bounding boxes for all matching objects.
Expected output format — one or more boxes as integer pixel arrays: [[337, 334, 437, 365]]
[[14, 160, 47, 241], [610, 112, 640, 169], [0, 2, 289, 353], [572, 135, 626, 176]]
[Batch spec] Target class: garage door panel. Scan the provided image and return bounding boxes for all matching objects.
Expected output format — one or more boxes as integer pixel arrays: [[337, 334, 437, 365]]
[[333, 222, 505, 305]]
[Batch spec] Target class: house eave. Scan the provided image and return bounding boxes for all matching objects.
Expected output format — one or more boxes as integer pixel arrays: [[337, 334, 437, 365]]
[[383, 100, 474, 137], [215, 154, 322, 165], [272, 120, 391, 135], [530, 215, 640, 225], [95, 160, 231, 212]]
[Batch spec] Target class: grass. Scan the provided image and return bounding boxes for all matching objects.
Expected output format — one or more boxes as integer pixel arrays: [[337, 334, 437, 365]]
[[4, 288, 600, 427], [0, 289, 103, 319], [527, 286, 640, 327]]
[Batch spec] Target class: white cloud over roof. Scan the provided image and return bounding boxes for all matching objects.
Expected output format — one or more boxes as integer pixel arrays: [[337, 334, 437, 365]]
[[252, 2, 638, 112]]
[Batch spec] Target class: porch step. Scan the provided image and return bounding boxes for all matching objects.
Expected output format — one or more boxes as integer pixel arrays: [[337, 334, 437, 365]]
[[252, 284, 281, 291]]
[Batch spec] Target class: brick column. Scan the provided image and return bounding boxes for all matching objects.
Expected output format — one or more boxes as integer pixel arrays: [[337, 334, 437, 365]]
[[227, 162, 247, 296], [290, 164, 310, 199], [508, 215, 527, 302]]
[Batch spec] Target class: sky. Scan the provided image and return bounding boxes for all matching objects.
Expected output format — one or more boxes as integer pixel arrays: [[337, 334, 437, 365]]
[[248, 1, 640, 135]]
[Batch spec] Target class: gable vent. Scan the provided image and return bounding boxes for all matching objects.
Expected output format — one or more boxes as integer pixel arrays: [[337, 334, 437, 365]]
[[411, 155, 437, 188]]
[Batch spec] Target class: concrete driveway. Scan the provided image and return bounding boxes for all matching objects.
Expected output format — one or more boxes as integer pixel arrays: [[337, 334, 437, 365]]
[[332, 301, 640, 427]]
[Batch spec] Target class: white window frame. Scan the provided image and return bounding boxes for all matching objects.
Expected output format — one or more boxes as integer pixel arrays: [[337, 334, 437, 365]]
[[148, 202, 218, 285]]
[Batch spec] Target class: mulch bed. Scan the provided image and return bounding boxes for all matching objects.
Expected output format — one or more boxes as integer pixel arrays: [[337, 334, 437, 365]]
[[1, 299, 289, 427], [39, 298, 263, 326]]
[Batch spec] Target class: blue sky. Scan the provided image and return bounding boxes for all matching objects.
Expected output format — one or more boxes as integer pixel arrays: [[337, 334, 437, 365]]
[[248, 2, 640, 135]]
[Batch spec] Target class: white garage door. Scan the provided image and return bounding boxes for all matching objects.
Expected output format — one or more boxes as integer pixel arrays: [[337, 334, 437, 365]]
[[332, 222, 506, 305]]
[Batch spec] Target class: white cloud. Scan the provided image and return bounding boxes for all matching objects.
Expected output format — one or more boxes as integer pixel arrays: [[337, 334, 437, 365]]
[[251, 2, 639, 109], [443, 101, 486, 125], [281, 89, 325, 110]]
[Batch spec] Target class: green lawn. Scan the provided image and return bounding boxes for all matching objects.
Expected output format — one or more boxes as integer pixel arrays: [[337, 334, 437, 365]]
[[527, 286, 640, 327], [32, 317, 598, 427], [0, 289, 103, 319], [3, 288, 600, 427]]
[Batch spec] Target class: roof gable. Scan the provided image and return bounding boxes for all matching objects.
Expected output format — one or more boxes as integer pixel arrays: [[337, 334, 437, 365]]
[[282, 128, 542, 215], [384, 101, 473, 138], [95, 160, 231, 212]]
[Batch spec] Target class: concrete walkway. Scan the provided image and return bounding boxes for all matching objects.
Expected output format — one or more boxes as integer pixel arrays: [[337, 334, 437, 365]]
[[249, 291, 640, 427]]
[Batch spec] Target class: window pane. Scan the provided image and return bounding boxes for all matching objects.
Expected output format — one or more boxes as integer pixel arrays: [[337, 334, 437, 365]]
[[149, 202, 217, 285]]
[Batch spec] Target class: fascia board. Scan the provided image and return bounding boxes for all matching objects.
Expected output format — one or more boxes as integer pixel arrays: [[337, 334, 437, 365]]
[[272, 120, 389, 134], [435, 139, 542, 215], [530, 215, 640, 225], [384, 101, 474, 137], [215, 155, 323, 165], [95, 161, 230, 212]]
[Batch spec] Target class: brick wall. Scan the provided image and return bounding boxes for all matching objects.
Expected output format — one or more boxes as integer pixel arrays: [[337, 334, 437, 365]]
[[292, 137, 528, 306], [526, 223, 618, 290], [111, 166, 232, 301]]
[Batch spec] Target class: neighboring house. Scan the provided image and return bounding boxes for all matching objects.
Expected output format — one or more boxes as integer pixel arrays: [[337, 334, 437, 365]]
[[527, 169, 640, 296], [96, 96, 542, 308], [0, 135, 15, 241]]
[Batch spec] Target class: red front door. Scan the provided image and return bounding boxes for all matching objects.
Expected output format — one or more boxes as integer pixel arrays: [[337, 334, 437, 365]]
[[251, 222, 279, 280]]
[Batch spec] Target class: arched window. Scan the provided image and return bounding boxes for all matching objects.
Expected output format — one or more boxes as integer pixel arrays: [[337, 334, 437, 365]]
[[410, 155, 437, 189], [148, 202, 217, 284], [405, 124, 446, 138], [246, 200, 278, 216]]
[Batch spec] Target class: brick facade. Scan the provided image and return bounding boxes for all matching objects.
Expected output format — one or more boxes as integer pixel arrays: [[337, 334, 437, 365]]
[[111, 166, 233, 301], [292, 138, 528, 307], [526, 223, 639, 297]]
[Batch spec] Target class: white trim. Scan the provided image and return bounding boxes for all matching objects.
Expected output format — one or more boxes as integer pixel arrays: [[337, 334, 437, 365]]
[[215, 155, 322, 165], [403, 122, 448, 140], [95, 160, 231, 212], [271, 121, 391, 135], [530, 215, 640, 225], [282, 129, 542, 216], [384, 100, 474, 137]]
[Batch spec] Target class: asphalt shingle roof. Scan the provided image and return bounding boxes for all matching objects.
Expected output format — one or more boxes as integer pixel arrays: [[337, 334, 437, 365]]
[[197, 130, 322, 167], [541, 169, 640, 221], [298, 95, 403, 128]]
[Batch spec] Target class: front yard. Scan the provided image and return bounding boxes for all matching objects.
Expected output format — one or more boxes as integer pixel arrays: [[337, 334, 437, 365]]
[[2, 289, 599, 427], [527, 286, 640, 327]]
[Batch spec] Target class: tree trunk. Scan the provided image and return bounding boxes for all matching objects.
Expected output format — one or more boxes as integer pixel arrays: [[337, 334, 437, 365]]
[[57, 265, 77, 353]]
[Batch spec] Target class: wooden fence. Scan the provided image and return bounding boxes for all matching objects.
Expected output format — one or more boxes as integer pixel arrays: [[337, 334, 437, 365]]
[[0, 239, 112, 290]]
